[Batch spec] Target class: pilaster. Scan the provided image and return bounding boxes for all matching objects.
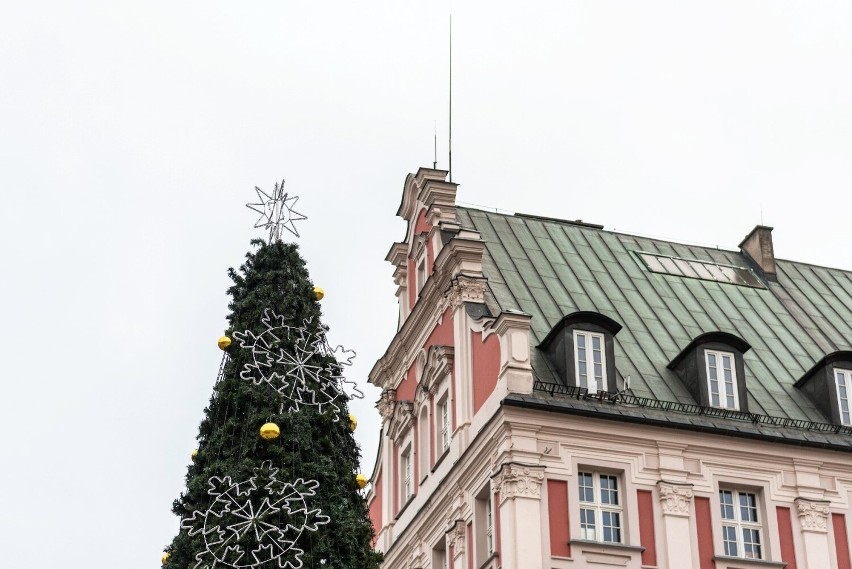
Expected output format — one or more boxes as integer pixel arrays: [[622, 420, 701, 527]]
[[795, 497, 832, 568], [493, 463, 545, 569], [656, 481, 695, 569]]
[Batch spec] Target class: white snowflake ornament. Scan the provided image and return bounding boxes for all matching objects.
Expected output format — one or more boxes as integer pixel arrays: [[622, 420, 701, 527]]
[[233, 309, 364, 418], [181, 462, 330, 569]]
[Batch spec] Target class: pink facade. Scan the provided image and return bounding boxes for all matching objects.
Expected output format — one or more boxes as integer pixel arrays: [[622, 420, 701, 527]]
[[366, 168, 852, 569]]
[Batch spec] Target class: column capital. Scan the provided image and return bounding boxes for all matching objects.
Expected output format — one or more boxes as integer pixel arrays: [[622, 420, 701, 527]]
[[657, 480, 694, 517], [795, 497, 831, 533], [448, 519, 466, 557], [493, 463, 545, 503]]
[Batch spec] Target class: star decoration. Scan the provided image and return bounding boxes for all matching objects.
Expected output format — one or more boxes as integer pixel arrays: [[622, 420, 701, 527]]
[[246, 180, 307, 241]]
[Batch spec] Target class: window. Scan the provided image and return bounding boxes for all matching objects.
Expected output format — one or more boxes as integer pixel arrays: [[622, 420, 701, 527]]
[[705, 350, 739, 409], [835, 369, 852, 426], [486, 494, 494, 555], [719, 489, 762, 559], [578, 472, 622, 543], [418, 408, 429, 482], [417, 257, 427, 294], [431, 541, 448, 569], [439, 396, 451, 452], [402, 448, 413, 501], [574, 331, 607, 393], [475, 486, 496, 564]]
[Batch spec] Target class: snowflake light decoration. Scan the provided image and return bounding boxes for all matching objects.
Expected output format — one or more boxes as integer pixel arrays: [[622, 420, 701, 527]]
[[181, 462, 330, 569], [247, 180, 307, 241], [233, 309, 363, 417]]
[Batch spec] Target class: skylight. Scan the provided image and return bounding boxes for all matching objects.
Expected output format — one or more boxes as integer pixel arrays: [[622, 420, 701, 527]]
[[636, 251, 765, 289]]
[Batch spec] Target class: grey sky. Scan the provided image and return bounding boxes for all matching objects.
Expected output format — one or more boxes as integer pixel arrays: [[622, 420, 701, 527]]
[[1, 1, 849, 567]]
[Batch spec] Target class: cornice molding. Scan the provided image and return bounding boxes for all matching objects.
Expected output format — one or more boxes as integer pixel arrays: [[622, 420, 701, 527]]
[[449, 520, 466, 557]]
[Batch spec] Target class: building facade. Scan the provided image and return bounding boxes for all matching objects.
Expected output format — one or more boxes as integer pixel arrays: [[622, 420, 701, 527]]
[[366, 168, 852, 569]]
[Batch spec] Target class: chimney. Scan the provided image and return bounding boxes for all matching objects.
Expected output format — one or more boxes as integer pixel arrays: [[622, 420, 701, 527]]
[[739, 225, 776, 280]]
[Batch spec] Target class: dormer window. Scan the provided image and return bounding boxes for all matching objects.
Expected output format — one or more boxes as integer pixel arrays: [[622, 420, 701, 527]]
[[668, 332, 751, 412], [538, 311, 622, 393], [705, 350, 739, 409], [836, 369, 852, 425], [796, 352, 852, 426], [575, 331, 607, 393]]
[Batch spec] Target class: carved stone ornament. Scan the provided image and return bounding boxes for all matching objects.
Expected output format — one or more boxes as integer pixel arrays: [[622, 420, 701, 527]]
[[450, 520, 466, 557], [795, 498, 831, 533], [494, 463, 545, 502], [377, 389, 397, 421], [657, 481, 694, 517], [444, 276, 487, 309]]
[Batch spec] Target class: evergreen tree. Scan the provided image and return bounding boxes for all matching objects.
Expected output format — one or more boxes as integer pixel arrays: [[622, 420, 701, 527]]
[[164, 239, 382, 569]]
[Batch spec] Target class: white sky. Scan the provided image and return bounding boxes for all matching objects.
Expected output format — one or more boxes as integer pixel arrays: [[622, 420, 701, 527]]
[[1, 1, 850, 567]]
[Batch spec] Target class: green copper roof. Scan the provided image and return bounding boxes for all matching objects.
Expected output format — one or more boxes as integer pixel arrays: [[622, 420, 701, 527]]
[[457, 207, 852, 422]]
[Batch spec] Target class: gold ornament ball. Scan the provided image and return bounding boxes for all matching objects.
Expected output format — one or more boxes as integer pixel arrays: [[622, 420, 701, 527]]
[[217, 336, 232, 351], [355, 473, 368, 489], [191, 449, 199, 461], [314, 286, 325, 301], [348, 413, 358, 432], [260, 422, 281, 440], [161, 552, 170, 565]]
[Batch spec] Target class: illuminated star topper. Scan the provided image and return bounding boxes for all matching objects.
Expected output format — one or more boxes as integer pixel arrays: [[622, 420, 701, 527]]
[[247, 180, 307, 241]]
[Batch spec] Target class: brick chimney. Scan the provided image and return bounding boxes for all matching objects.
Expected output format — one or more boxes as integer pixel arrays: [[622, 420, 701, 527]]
[[739, 225, 776, 280]]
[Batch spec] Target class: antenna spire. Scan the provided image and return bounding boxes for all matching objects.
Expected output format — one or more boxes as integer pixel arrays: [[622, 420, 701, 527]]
[[448, 13, 453, 183], [433, 120, 437, 169]]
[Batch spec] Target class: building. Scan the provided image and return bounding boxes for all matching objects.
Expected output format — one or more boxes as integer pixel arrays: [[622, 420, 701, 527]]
[[366, 168, 852, 569]]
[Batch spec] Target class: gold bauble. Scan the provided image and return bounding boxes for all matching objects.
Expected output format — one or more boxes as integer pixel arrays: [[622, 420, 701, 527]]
[[355, 473, 368, 489], [348, 413, 358, 432], [161, 552, 170, 565], [217, 336, 232, 351], [191, 449, 198, 461], [260, 422, 281, 440], [314, 286, 325, 301]]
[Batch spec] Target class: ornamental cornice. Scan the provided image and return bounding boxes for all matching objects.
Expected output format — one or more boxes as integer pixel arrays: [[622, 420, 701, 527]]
[[449, 520, 466, 557], [442, 274, 488, 311], [795, 497, 831, 533], [377, 389, 397, 422], [493, 463, 545, 502], [387, 400, 415, 440], [657, 481, 694, 517], [420, 345, 455, 398]]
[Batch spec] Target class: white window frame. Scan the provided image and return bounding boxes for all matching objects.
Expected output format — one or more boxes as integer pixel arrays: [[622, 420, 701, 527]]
[[719, 488, 763, 560], [438, 393, 451, 453], [416, 247, 427, 295], [835, 368, 852, 426], [485, 493, 494, 555], [577, 471, 623, 544], [705, 349, 739, 410], [401, 446, 413, 502], [574, 331, 607, 393]]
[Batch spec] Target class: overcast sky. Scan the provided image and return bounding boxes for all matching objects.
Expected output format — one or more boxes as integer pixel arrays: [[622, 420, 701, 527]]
[[1, 1, 850, 567]]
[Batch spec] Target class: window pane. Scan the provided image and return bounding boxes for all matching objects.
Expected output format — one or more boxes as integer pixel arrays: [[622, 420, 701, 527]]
[[580, 508, 596, 540], [600, 475, 619, 505], [720, 490, 735, 520], [578, 473, 594, 502], [602, 511, 621, 543], [742, 528, 762, 559], [592, 335, 601, 351], [723, 525, 738, 556], [739, 493, 758, 522]]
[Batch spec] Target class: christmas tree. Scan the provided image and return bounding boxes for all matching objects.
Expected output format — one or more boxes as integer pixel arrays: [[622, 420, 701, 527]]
[[163, 182, 382, 569]]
